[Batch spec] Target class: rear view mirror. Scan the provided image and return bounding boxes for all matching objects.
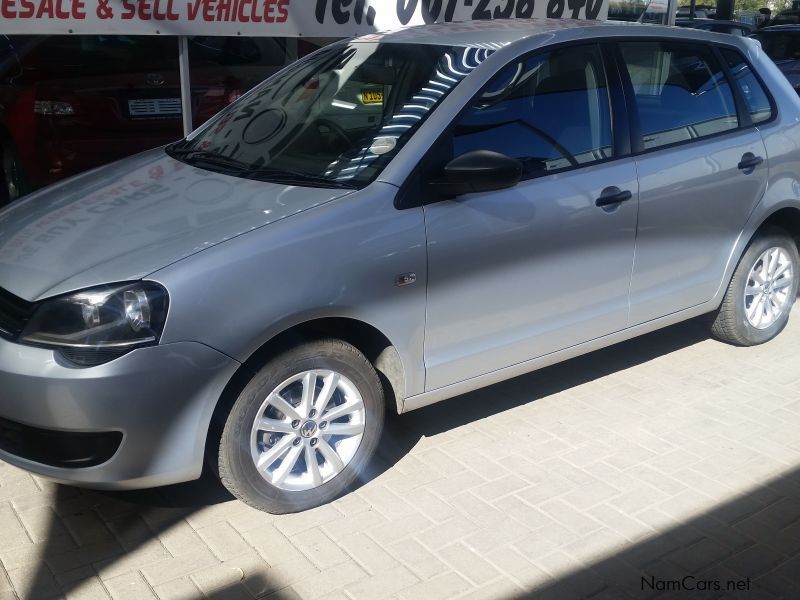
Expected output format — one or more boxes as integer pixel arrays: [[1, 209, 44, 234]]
[[429, 150, 523, 197], [355, 64, 397, 85]]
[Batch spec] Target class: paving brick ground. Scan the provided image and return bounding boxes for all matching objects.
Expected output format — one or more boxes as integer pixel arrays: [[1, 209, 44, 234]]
[[2, 308, 800, 599]]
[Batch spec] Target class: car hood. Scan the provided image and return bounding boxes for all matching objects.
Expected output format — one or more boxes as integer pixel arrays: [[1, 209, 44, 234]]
[[0, 149, 354, 301]]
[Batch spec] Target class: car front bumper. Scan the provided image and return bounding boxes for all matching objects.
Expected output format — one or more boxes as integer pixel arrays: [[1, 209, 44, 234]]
[[0, 337, 240, 489]]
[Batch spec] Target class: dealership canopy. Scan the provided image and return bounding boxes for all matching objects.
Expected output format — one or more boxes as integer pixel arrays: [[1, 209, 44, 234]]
[[1, 0, 610, 36]]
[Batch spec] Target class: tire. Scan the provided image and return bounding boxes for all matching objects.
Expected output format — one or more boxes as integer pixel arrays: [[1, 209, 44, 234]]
[[710, 227, 799, 346], [218, 339, 385, 513]]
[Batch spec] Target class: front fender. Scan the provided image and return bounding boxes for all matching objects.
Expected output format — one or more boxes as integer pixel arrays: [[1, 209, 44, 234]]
[[151, 183, 428, 398]]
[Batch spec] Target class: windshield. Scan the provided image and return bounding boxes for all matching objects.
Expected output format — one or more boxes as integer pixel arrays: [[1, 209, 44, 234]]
[[168, 42, 493, 189], [750, 32, 800, 61]]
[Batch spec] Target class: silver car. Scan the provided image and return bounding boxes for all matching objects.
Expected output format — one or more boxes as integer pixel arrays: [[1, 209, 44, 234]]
[[1, 20, 799, 514]]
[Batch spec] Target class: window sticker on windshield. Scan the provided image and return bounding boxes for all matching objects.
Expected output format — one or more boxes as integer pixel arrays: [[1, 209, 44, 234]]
[[370, 137, 397, 155], [361, 89, 384, 105]]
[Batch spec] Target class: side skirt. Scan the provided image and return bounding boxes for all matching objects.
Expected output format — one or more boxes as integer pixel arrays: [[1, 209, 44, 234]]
[[401, 300, 719, 413]]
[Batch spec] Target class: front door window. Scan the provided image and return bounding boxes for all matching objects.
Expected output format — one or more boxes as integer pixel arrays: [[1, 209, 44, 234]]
[[452, 44, 612, 178]]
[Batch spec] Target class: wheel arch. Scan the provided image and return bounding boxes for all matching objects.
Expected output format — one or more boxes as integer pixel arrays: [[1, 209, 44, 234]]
[[205, 316, 406, 467], [710, 206, 800, 345], [716, 203, 800, 307], [246, 317, 407, 417], [753, 206, 800, 252]]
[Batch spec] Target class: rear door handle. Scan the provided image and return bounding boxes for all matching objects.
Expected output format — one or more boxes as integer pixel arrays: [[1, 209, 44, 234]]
[[738, 153, 764, 172], [596, 187, 633, 208]]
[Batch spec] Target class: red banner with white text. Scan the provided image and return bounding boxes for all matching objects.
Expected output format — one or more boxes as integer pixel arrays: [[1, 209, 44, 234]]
[[1, 0, 609, 36]]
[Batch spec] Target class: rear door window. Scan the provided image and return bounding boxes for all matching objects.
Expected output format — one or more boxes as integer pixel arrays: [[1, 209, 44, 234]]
[[720, 48, 773, 124], [619, 42, 739, 150]]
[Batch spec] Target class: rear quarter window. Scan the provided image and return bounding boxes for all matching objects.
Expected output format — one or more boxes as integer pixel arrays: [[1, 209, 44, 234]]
[[720, 48, 774, 124]]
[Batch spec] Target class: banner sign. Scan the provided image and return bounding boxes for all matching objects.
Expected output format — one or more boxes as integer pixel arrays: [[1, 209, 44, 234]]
[[1, 0, 609, 36]]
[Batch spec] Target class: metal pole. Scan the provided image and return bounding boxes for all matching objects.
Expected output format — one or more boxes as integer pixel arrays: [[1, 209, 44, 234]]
[[667, 0, 678, 24], [178, 36, 193, 137]]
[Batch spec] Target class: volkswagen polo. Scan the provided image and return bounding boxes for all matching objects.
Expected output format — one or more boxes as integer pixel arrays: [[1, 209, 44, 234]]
[[1, 19, 799, 513]]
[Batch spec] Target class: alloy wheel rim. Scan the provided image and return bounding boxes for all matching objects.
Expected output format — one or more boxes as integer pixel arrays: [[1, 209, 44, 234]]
[[744, 246, 794, 330], [249, 370, 366, 491]]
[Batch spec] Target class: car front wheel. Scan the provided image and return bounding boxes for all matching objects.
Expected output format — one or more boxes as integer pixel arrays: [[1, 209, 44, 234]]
[[218, 339, 385, 513], [711, 228, 799, 346]]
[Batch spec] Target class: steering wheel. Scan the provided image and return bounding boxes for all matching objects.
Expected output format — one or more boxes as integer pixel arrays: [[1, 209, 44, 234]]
[[313, 118, 353, 149], [515, 121, 579, 168], [456, 119, 580, 168]]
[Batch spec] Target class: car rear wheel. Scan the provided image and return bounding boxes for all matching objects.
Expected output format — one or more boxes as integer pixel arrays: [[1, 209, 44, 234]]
[[710, 228, 799, 346], [218, 339, 384, 513]]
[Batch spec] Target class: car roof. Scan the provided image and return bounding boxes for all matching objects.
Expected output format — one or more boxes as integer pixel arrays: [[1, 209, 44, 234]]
[[354, 18, 752, 48], [354, 18, 619, 47]]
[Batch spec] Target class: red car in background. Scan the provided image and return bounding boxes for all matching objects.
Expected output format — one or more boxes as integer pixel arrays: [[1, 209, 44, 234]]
[[0, 34, 333, 207]]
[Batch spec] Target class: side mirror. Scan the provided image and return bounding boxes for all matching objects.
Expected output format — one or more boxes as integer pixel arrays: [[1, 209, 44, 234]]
[[429, 150, 523, 198]]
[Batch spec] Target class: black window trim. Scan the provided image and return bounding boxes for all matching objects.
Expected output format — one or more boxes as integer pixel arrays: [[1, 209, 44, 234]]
[[714, 42, 779, 129], [601, 40, 632, 158], [613, 37, 778, 158], [395, 39, 630, 210], [714, 44, 754, 129], [607, 41, 643, 154]]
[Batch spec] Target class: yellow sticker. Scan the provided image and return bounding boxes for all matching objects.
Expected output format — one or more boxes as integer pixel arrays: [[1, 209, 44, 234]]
[[361, 89, 384, 105]]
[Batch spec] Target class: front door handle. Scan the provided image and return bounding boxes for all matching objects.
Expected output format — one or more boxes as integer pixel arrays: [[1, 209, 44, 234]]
[[738, 153, 764, 172], [596, 187, 633, 208]]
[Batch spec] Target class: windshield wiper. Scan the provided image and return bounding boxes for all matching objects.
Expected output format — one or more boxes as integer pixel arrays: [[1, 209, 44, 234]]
[[166, 147, 358, 189], [166, 148, 252, 172], [247, 168, 358, 190]]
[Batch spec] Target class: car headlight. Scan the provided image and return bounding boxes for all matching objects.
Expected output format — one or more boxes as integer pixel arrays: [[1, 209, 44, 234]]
[[20, 282, 168, 365]]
